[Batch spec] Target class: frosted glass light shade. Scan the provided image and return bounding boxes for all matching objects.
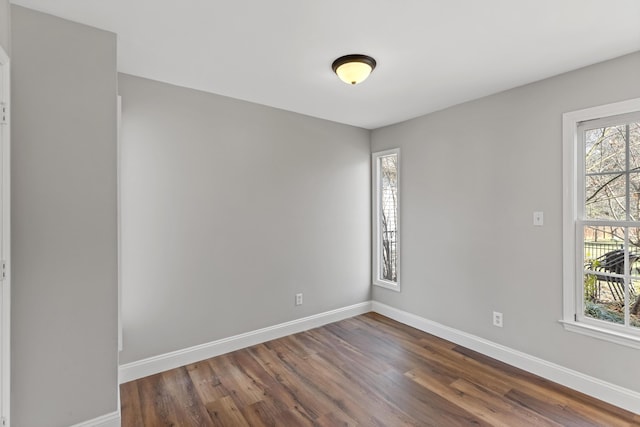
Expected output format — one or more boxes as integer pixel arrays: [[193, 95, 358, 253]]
[[332, 54, 377, 85]]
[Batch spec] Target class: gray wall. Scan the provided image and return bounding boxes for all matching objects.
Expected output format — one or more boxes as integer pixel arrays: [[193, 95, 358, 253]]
[[11, 6, 118, 426], [371, 51, 640, 392], [119, 74, 371, 364], [0, 0, 9, 55]]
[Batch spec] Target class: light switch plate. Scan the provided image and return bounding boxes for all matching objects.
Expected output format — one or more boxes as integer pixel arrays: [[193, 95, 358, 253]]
[[533, 211, 544, 226]]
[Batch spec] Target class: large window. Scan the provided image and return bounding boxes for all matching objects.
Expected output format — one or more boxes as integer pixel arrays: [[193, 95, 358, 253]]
[[373, 149, 400, 291], [563, 99, 640, 348]]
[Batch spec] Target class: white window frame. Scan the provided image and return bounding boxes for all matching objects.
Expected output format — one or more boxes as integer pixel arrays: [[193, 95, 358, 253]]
[[372, 148, 400, 291], [562, 97, 640, 349]]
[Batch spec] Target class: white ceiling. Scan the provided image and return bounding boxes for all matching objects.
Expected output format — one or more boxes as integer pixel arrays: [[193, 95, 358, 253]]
[[10, 0, 640, 129]]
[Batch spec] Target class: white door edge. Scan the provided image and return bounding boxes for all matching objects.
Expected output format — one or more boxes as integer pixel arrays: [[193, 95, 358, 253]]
[[0, 44, 12, 427]]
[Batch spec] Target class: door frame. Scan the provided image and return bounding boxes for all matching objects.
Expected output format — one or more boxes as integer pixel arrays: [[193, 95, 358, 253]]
[[0, 44, 11, 426]]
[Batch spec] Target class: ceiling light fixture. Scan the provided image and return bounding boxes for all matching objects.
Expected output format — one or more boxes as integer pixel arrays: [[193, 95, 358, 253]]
[[332, 54, 377, 85]]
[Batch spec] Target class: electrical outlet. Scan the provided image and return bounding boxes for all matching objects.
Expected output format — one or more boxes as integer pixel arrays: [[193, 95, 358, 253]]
[[493, 311, 503, 328], [295, 293, 303, 306]]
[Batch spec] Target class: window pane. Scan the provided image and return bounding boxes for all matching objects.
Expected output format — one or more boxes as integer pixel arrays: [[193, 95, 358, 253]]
[[585, 125, 627, 173], [629, 173, 640, 221], [584, 226, 623, 265], [583, 226, 627, 325], [627, 122, 640, 170], [380, 154, 398, 283], [631, 277, 640, 329], [629, 227, 640, 329], [585, 174, 626, 220], [584, 274, 625, 325], [583, 225, 640, 327]]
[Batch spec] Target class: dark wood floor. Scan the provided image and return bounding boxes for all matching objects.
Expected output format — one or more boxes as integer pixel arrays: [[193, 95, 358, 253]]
[[120, 313, 640, 426]]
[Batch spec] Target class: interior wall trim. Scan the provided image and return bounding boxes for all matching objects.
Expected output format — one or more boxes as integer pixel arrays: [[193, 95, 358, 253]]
[[118, 301, 373, 384], [371, 301, 640, 415], [69, 411, 121, 427]]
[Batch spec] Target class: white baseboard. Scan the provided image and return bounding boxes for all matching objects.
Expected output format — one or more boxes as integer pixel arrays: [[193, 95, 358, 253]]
[[119, 301, 372, 383], [69, 411, 121, 427], [371, 301, 640, 415], [118, 299, 640, 415]]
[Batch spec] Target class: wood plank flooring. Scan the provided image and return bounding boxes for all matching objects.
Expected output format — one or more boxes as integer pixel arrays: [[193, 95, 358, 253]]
[[120, 313, 640, 426]]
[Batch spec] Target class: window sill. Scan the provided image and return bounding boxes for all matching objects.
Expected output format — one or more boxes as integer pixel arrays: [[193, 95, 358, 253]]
[[559, 320, 640, 349], [373, 281, 401, 292]]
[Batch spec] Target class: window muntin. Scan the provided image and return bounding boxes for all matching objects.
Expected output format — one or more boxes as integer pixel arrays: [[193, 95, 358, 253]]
[[373, 149, 400, 291], [577, 112, 640, 337]]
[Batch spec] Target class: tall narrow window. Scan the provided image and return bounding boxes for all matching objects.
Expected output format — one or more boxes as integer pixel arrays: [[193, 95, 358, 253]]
[[563, 98, 640, 348], [373, 149, 400, 291]]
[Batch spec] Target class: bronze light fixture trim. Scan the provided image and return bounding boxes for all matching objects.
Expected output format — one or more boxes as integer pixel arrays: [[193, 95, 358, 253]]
[[332, 54, 377, 85]]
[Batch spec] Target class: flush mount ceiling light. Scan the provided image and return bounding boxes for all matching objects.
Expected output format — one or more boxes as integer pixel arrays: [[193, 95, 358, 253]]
[[332, 54, 377, 85]]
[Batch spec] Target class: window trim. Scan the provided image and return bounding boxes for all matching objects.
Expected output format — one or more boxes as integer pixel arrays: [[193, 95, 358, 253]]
[[372, 148, 400, 291], [562, 97, 640, 349]]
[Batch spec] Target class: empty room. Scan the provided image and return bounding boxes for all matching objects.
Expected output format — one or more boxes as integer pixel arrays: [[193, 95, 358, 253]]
[[2, 0, 640, 426]]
